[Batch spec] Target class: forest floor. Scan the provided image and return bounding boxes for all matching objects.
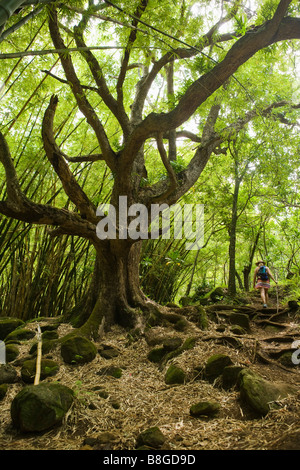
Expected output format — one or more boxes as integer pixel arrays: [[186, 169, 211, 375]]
[[0, 288, 300, 452]]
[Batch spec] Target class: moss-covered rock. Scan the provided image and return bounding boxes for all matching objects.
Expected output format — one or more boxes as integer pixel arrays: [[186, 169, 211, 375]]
[[147, 347, 166, 363], [162, 337, 183, 351], [0, 383, 8, 400], [0, 318, 24, 341], [42, 330, 59, 341], [230, 325, 247, 335], [204, 354, 233, 382], [229, 313, 250, 331], [165, 364, 185, 384], [98, 345, 120, 359], [21, 359, 59, 384], [278, 351, 296, 368], [5, 343, 19, 362], [0, 364, 18, 384], [190, 400, 220, 417], [136, 426, 166, 449], [5, 328, 35, 342], [97, 366, 123, 378], [11, 382, 74, 432], [60, 335, 97, 364], [222, 365, 244, 389], [29, 339, 57, 356], [238, 369, 297, 416]]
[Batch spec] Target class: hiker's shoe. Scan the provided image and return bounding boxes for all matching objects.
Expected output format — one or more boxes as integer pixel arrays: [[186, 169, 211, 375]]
[[263, 304, 267, 308]]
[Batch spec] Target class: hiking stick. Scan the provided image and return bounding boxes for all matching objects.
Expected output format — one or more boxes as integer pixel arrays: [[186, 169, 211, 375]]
[[34, 324, 42, 385]]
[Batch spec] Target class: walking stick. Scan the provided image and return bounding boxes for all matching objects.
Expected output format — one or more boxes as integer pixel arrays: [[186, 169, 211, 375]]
[[34, 324, 42, 385]]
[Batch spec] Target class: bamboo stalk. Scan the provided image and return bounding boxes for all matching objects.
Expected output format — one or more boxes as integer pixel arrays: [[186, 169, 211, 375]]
[[34, 324, 42, 386]]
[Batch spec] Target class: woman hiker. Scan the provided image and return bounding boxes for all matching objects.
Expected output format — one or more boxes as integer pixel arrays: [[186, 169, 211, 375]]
[[253, 260, 277, 308]]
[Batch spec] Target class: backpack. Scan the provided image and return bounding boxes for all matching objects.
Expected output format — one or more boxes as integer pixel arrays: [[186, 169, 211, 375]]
[[258, 265, 268, 281]]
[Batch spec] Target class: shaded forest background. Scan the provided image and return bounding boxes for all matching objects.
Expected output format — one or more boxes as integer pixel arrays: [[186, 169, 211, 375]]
[[0, 0, 299, 322]]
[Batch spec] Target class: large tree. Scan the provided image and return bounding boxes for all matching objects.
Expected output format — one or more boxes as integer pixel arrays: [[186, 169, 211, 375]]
[[0, 0, 299, 337]]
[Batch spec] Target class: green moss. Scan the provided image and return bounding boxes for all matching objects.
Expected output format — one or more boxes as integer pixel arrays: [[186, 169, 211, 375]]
[[190, 400, 220, 417], [165, 364, 185, 384]]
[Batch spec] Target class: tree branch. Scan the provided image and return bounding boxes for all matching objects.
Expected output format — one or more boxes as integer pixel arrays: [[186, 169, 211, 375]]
[[41, 95, 98, 224], [152, 132, 177, 203], [140, 99, 299, 206], [73, 15, 130, 137], [125, 10, 300, 165], [117, 0, 148, 108], [48, 7, 117, 171], [0, 131, 97, 240]]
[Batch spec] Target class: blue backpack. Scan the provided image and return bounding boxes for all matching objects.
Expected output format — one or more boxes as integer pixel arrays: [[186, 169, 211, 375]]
[[258, 265, 268, 281]]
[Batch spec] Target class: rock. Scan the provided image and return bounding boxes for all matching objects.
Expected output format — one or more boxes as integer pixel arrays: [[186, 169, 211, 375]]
[[99, 345, 120, 359], [165, 364, 185, 384], [238, 369, 297, 416], [83, 431, 119, 450], [190, 400, 220, 417], [60, 335, 97, 364], [5, 328, 35, 342], [229, 312, 250, 331], [11, 382, 74, 432], [278, 351, 297, 368], [97, 366, 123, 378], [0, 383, 8, 400], [162, 337, 183, 351], [21, 359, 59, 383], [147, 347, 166, 363], [42, 330, 59, 341], [0, 318, 24, 341], [204, 354, 233, 382], [222, 365, 244, 389], [230, 325, 246, 335], [29, 339, 57, 356], [0, 364, 18, 384], [5, 344, 19, 362], [173, 318, 188, 331], [136, 427, 166, 449]]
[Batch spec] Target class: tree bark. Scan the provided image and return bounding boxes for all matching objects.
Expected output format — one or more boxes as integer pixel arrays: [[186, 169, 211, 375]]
[[76, 240, 148, 339]]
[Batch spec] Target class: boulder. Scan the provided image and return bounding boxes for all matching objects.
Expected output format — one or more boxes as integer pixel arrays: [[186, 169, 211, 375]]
[[11, 382, 74, 432], [222, 365, 244, 389], [204, 354, 233, 382], [190, 400, 220, 417], [99, 345, 120, 360], [0, 364, 18, 384], [0, 318, 24, 341], [165, 364, 185, 384], [5, 343, 19, 362], [97, 366, 123, 378], [5, 328, 35, 342], [60, 335, 97, 364], [42, 330, 59, 341], [21, 358, 59, 383], [238, 369, 297, 416], [0, 383, 8, 400], [136, 426, 166, 449], [147, 347, 166, 363], [229, 312, 250, 331]]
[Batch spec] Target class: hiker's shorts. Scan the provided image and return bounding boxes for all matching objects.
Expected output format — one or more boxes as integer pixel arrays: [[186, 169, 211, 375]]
[[255, 280, 270, 289]]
